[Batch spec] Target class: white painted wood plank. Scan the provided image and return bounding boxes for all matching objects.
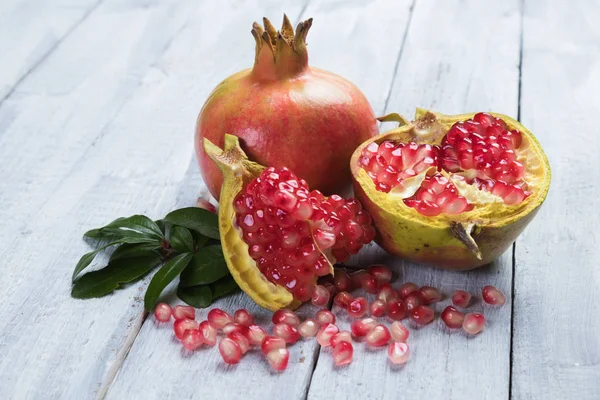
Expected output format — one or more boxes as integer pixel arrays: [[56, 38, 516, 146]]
[[512, 0, 600, 398], [106, 1, 415, 398], [0, 0, 101, 102], [308, 1, 521, 399]]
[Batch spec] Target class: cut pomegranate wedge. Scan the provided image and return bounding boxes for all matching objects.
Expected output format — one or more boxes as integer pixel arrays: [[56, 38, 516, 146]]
[[351, 109, 550, 270]]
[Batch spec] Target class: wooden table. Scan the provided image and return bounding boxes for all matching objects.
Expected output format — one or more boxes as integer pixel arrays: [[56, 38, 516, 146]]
[[1, 0, 598, 398]]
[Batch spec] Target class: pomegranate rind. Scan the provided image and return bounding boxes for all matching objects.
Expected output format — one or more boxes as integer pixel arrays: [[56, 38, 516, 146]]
[[204, 135, 334, 311], [351, 109, 551, 270]]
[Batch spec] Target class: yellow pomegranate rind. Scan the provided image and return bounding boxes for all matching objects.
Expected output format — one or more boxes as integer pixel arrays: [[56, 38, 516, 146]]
[[351, 109, 551, 270], [204, 134, 331, 311]]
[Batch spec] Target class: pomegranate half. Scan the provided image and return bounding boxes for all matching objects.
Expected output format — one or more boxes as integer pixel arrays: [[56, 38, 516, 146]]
[[195, 15, 378, 200], [351, 109, 551, 270], [204, 135, 374, 311]]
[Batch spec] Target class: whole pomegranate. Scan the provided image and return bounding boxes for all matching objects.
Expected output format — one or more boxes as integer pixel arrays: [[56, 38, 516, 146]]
[[351, 109, 551, 270], [195, 15, 378, 200]]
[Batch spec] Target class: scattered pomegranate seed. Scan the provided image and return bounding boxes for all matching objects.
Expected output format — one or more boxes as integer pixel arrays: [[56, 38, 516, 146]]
[[348, 297, 368, 318], [452, 290, 472, 308], [181, 329, 203, 351], [272, 323, 300, 344], [398, 282, 419, 298], [333, 341, 354, 366], [219, 337, 242, 364], [331, 331, 352, 348], [349, 270, 368, 289], [366, 324, 392, 347], [227, 331, 250, 354], [377, 284, 398, 303], [387, 342, 410, 364], [360, 273, 379, 294], [322, 282, 337, 297], [173, 305, 195, 321], [370, 299, 387, 317], [317, 323, 340, 347], [418, 286, 442, 304], [154, 303, 172, 322], [312, 285, 331, 307], [261, 336, 286, 355], [333, 291, 354, 309], [387, 299, 407, 321], [174, 319, 199, 340], [315, 309, 336, 325], [482, 285, 506, 306], [404, 293, 422, 311], [298, 318, 319, 338], [441, 306, 465, 329], [222, 323, 249, 336], [334, 269, 353, 292], [350, 317, 378, 337], [246, 324, 267, 346], [233, 309, 253, 326], [196, 198, 217, 213], [207, 308, 233, 329], [390, 321, 409, 343], [409, 305, 435, 325], [199, 321, 217, 346], [463, 313, 485, 334], [272, 309, 300, 327], [367, 264, 392, 284], [266, 348, 290, 372]]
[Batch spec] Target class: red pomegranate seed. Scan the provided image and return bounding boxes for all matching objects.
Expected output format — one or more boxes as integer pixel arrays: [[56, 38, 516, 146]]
[[312, 285, 331, 307], [207, 308, 233, 329], [333, 291, 354, 309], [219, 338, 242, 364], [418, 286, 442, 304], [331, 330, 352, 348], [409, 305, 435, 325], [246, 324, 267, 346], [441, 306, 465, 329], [348, 297, 368, 318], [317, 323, 340, 347], [233, 309, 253, 326], [334, 269, 353, 292], [404, 293, 422, 311], [298, 318, 319, 338], [482, 285, 506, 306], [261, 336, 286, 355], [272, 309, 300, 327], [350, 318, 378, 337], [174, 319, 199, 340], [173, 305, 195, 321], [360, 273, 379, 294], [272, 323, 300, 344], [349, 270, 367, 289], [154, 303, 172, 322], [315, 309, 336, 325], [387, 299, 407, 321], [387, 342, 410, 364], [321, 282, 337, 297], [333, 341, 354, 366], [227, 331, 250, 354], [266, 348, 289, 371], [196, 198, 217, 213], [390, 321, 409, 343], [404, 173, 473, 216], [222, 323, 249, 336], [452, 290, 472, 308], [181, 329, 203, 351], [463, 313, 485, 334], [367, 264, 392, 284], [377, 284, 398, 303], [370, 299, 387, 317], [398, 282, 419, 298], [199, 321, 217, 346], [366, 324, 391, 347]]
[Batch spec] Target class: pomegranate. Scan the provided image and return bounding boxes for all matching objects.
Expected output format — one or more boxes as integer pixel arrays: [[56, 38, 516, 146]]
[[390, 321, 409, 343], [298, 319, 319, 338], [154, 303, 172, 322], [266, 348, 290, 372], [350, 318, 378, 337], [388, 342, 410, 364], [204, 135, 375, 310], [452, 290, 472, 308], [333, 341, 354, 366], [195, 15, 378, 200], [441, 306, 465, 329], [482, 285, 506, 306], [463, 313, 485, 334], [351, 109, 551, 270]]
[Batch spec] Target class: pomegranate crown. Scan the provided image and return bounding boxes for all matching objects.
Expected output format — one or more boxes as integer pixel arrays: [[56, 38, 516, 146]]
[[251, 14, 312, 81]]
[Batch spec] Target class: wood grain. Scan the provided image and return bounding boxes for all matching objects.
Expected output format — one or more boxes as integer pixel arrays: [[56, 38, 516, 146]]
[[308, 0, 521, 398], [511, 0, 600, 398]]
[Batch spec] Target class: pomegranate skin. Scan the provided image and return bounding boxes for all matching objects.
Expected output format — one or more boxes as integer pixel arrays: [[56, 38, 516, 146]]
[[195, 18, 378, 200]]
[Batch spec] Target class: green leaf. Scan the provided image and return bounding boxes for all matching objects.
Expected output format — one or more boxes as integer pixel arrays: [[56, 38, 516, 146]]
[[109, 243, 161, 262], [71, 254, 162, 299], [144, 253, 193, 311], [100, 215, 164, 240], [83, 228, 116, 241], [163, 207, 219, 240], [177, 284, 212, 308], [169, 226, 194, 253], [210, 275, 239, 300], [192, 231, 209, 249], [179, 245, 229, 287], [155, 219, 166, 234]]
